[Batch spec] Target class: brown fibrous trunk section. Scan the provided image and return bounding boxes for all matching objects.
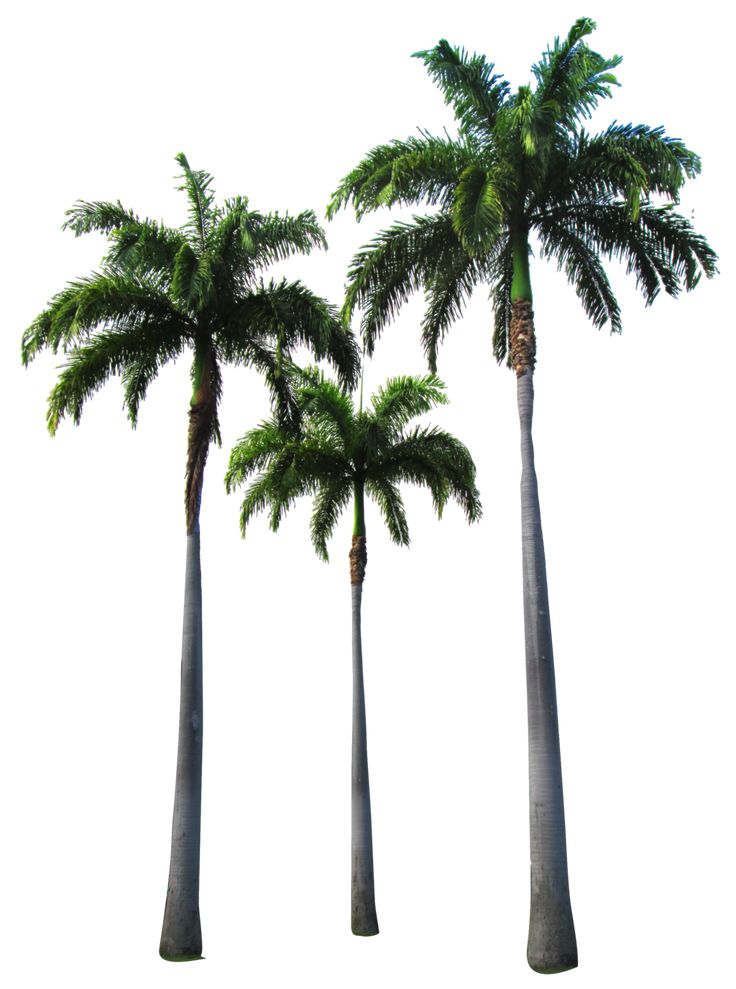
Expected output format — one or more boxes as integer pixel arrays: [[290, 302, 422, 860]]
[[349, 536, 367, 585], [185, 402, 215, 533], [510, 298, 536, 377]]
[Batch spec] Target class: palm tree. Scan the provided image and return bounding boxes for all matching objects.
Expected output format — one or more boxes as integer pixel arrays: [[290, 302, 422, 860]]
[[21, 154, 359, 961], [225, 370, 481, 935], [327, 19, 717, 972]]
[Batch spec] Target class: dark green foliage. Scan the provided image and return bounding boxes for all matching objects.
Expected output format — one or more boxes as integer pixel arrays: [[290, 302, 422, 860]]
[[23, 154, 359, 437], [329, 19, 717, 367], [226, 371, 481, 561]]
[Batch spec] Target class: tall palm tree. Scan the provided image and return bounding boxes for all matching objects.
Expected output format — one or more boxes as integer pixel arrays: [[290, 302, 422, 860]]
[[21, 154, 359, 961], [225, 370, 481, 936], [327, 19, 717, 972]]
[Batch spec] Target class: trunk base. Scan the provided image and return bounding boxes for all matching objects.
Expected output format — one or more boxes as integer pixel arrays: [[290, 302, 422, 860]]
[[527, 872, 577, 974]]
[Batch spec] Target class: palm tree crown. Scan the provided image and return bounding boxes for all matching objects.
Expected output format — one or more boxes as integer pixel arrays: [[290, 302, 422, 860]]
[[328, 18, 717, 371], [225, 370, 481, 557], [23, 152, 359, 531]]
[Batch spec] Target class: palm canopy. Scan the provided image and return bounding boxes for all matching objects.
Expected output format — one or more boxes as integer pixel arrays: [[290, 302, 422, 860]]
[[328, 18, 717, 370], [23, 153, 359, 527], [225, 370, 482, 560]]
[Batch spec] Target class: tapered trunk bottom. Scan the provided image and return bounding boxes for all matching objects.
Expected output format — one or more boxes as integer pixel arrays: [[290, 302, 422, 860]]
[[159, 889, 203, 961], [351, 888, 379, 937], [527, 870, 577, 973]]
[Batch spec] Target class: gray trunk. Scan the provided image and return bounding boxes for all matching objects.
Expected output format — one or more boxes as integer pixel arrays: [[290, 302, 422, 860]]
[[517, 370, 577, 973], [159, 530, 204, 960], [351, 581, 379, 935]]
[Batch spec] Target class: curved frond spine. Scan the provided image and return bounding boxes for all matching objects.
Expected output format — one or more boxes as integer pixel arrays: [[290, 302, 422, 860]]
[[327, 136, 472, 219], [413, 40, 510, 139]]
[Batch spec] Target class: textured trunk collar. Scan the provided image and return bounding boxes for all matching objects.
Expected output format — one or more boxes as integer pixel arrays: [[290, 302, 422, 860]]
[[349, 535, 367, 585], [510, 298, 536, 377]]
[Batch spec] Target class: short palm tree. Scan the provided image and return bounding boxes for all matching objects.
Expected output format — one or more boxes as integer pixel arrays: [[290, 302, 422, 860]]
[[225, 370, 481, 935], [327, 19, 717, 972], [21, 154, 359, 960]]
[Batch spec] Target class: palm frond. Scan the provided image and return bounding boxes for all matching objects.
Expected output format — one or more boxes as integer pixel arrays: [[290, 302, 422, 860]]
[[487, 241, 514, 364], [310, 478, 353, 560], [221, 280, 359, 391], [343, 212, 462, 355], [247, 210, 328, 266], [46, 320, 187, 434], [531, 18, 621, 132], [327, 136, 471, 219], [372, 425, 482, 524], [536, 221, 622, 332], [369, 374, 448, 435], [413, 40, 510, 140], [21, 274, 192, 365], [452, 165, 504, 252], [365, 477, 409, 545], [175, 152, 216, 250]]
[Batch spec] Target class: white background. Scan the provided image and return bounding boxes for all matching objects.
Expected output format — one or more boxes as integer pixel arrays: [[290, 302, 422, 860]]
[[3, 2, 733, 986]]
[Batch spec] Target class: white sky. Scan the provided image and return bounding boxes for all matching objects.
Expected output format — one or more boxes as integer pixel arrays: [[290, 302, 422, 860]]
[[3, 2, 733, 986]]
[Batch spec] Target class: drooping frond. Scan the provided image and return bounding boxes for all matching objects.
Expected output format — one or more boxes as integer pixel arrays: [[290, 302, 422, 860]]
[[46, 320, 187, 434], [221, 280, 359, 391], [452, 164, 504, 252], [327, 136, 473, 219], [224, 338, 302, 430], [536, 220, 622, 332], [536, 198, 717, 310], [421, 249, 487, 371], [21, 274, 192, 365], [413, 40, 510, 141], [310, 478, 353, 560], [63, 202, 185, 278], [365, 477, 409, 545], [343, 213, 463, 354], [488, 240, 513, 364], [372, 425, 482, 524], [548, 124, 703, 217]]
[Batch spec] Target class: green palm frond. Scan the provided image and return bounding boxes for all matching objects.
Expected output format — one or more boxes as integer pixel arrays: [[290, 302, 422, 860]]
[[369, 374, 447, 434], [488, 242, 514, 364], [537, 221, 622, 331], [247, 210, 328, 265], [343, 213, 462, 354], [298, 372, 355, 450], [21, 274, 192, 365], [47, 320, 187, 434], [175, 152, 216, 250], [531, 18, 621, 131], [327, 136, 472, 219], [452, 165, 504, 252], [222, 280, 359, 391], [373, 425, 481, 523], [63, 202, 186, 278], [310, 479, 353, 560], [365, 477, 409, 545], [413, 40, 510, 140]]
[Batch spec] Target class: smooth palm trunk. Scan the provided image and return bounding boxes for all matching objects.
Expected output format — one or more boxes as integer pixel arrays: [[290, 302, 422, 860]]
[[350, 545, 379, 936], [518, 370, 577, 973], [160, 529, 204, 960]]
